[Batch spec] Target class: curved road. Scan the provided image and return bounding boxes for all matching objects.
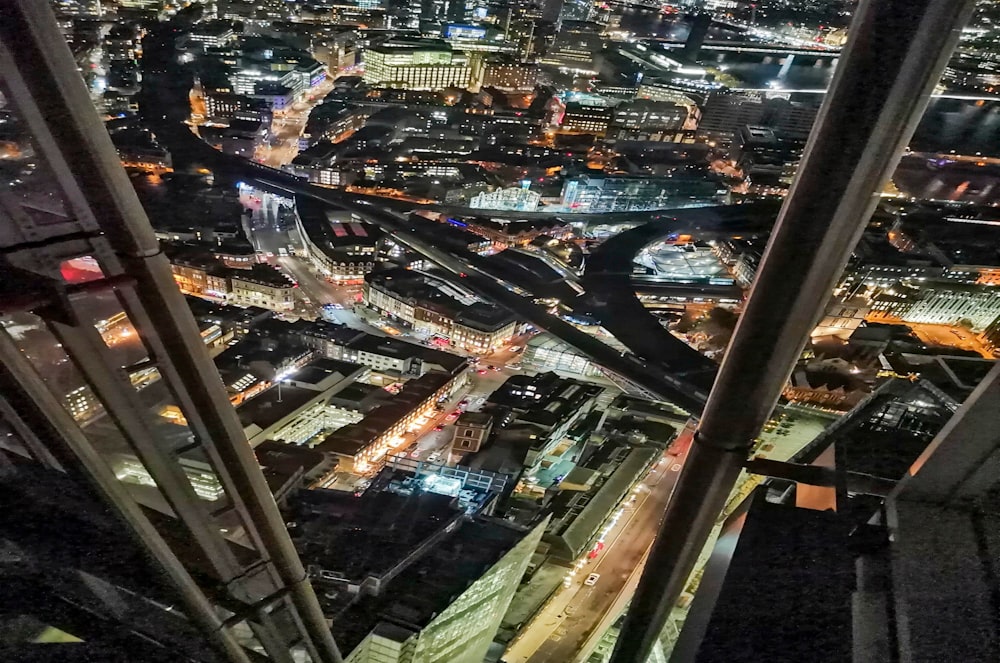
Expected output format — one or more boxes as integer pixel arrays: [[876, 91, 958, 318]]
[[138, 23, 778, 414], [582, 201, 782, 392]]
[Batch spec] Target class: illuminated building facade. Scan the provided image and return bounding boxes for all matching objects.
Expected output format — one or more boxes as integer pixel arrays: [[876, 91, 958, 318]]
[[482, 60, 539, 91], [363, 40, 484, 91]]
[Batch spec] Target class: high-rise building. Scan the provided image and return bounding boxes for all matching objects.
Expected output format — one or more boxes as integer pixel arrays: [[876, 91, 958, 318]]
[[0, 3, 341, 661]]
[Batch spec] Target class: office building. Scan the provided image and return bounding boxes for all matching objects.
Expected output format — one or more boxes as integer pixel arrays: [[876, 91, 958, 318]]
[[539, 24, 602, 73], [362, 39, 485, 92], [202, 91, 273, 123], [186, 20, 236, 51], [560, 174, 726, 213], [895, 283, 1000, 329], [730, 125, 806, 189], [698, 93, 820, 145]]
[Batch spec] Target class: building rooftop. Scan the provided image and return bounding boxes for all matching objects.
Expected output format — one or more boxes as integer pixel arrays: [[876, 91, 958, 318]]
[[293, 487, 461, 590], [254, 440, 332, 499], [488, 372, 603, 428], [291, 483, 529, 654], [253, 82, 293, 96], [291, 358, 365, 388], [230, 264, 295, 288], [236, 383, 318, 432], [454, 302, 516, 333]]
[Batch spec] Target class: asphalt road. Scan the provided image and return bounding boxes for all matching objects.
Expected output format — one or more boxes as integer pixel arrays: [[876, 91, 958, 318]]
[[505, 449, 686, 663], [137, 20, 760, 413], [256, 78, 336, 167]]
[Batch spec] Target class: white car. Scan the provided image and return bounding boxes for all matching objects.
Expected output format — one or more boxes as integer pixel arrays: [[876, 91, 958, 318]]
[[584, 573, 600, 586]]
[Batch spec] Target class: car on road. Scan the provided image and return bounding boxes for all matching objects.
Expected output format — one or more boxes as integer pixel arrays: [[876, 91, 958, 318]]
[[433, 425, 443, 431], [584, 573, 600, 586], [445, 412, 459, 422], [459, 399, 469, 406], [476, 368, 488, 375]]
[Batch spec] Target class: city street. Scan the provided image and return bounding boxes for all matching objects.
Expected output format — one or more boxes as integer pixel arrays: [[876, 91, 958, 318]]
[[504, 450, 686, 663], [255, 77, 336, 167]]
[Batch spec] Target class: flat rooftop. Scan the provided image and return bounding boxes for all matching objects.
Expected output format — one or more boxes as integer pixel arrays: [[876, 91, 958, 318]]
[[236, 384, 317, 431], [292, 358, 365, 386]]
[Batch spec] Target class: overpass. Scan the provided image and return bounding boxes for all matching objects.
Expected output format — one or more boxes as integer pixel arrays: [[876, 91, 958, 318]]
[[581, 202, 780, 383], [139, 22, 780, 413]]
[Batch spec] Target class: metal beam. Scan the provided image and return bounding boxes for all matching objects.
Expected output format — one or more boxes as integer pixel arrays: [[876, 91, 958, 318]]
[[0, 2, 342, 661], [608, 1, 978, 661]]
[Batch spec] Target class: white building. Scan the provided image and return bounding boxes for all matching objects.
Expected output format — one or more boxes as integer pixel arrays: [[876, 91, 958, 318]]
[[470, 186, 541, 212], [902, 285, 1000, 330]]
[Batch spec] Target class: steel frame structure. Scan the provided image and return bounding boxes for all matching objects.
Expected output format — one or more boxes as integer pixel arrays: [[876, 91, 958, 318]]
[[0, 1, 341, 661], [608, 1, 980, 661]]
